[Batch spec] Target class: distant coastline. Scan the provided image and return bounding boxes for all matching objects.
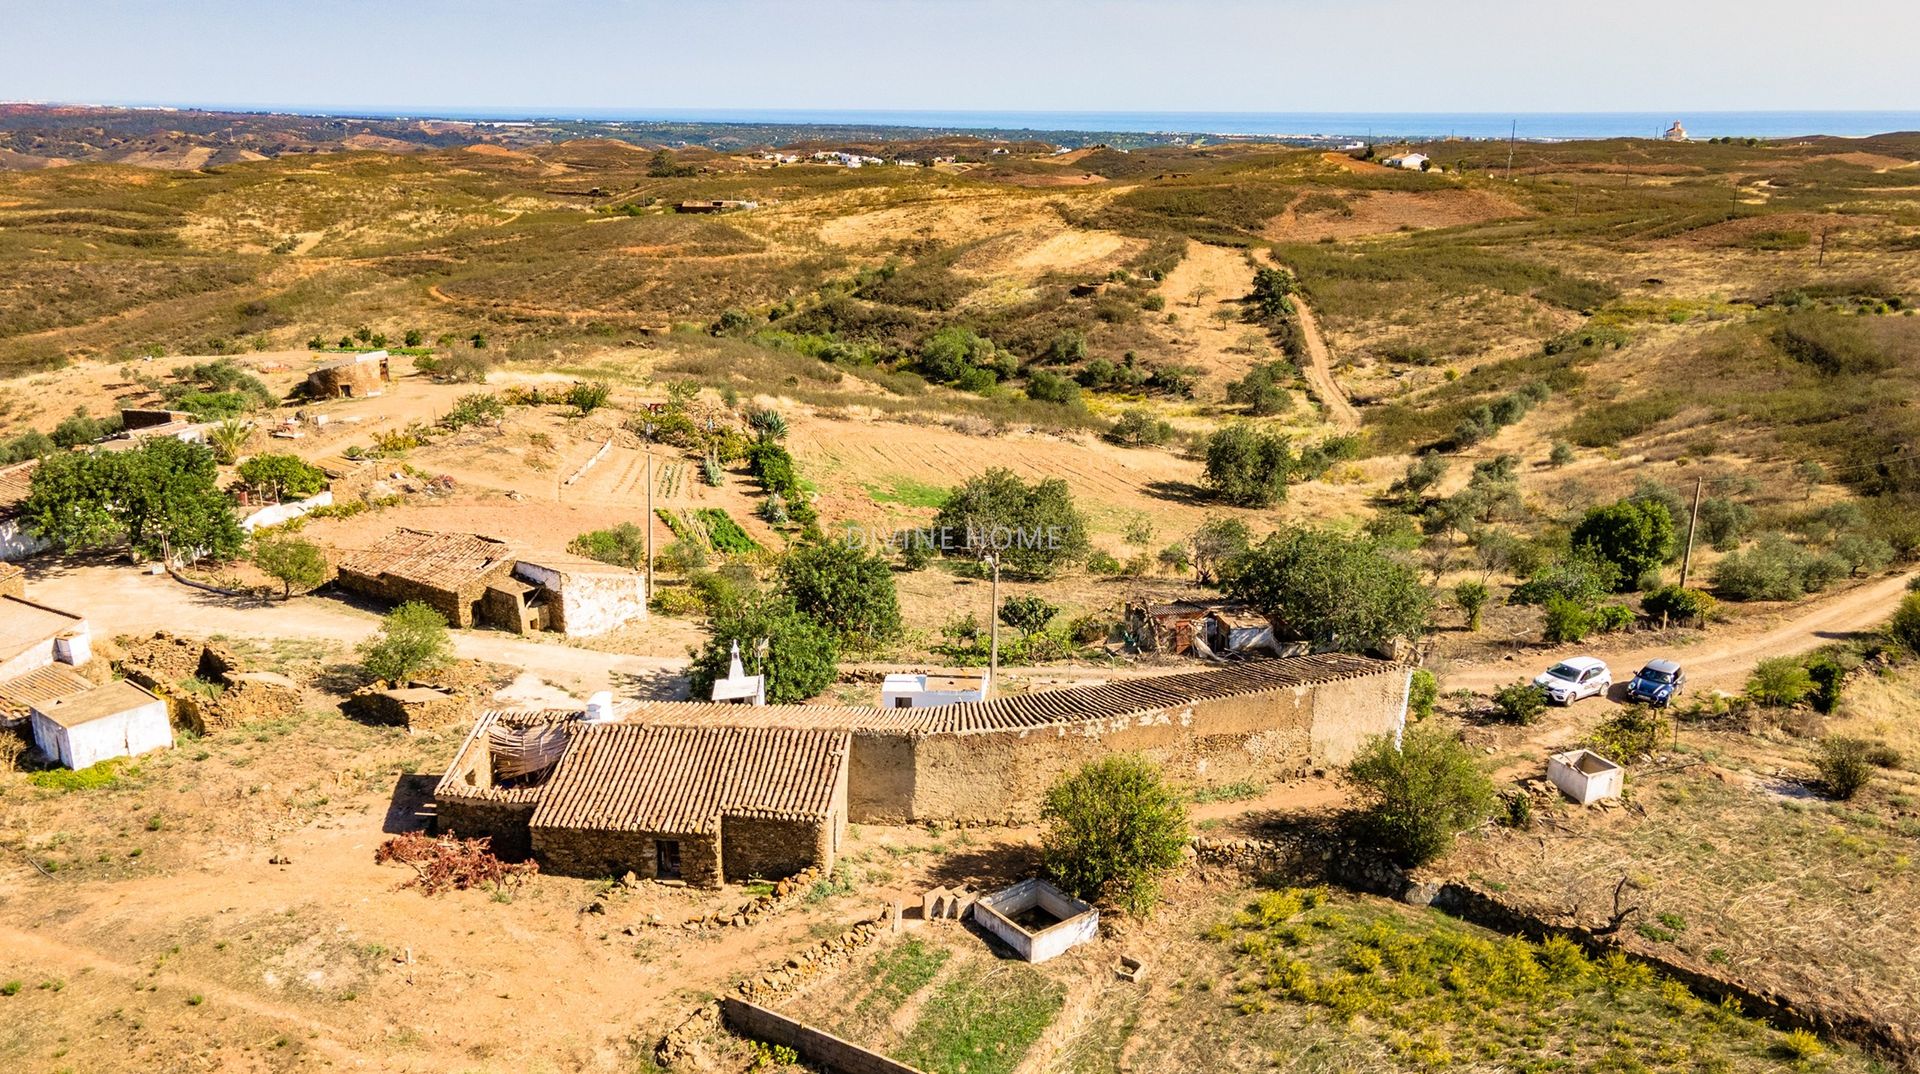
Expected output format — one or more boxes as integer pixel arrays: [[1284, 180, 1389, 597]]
[[45, 103, 1920, 142]]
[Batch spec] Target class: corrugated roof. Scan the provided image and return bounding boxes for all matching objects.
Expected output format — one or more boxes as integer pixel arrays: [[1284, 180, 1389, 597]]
[[531, 724, 849, 836], [337, 528, 514, 592], [0, 663, 94, 718], [623, 654, 1396, 736], [0, 460, 38, 522]]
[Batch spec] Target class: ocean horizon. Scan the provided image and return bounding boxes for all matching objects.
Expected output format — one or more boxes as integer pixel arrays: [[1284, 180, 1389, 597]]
[[94, 103, 1920, 141]]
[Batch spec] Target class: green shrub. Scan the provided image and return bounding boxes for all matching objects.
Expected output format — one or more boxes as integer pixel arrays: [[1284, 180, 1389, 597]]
[[357, 602, 453, 683], [1587, 706, 1670, 761], [1491, 682, 1549, 725], [1642, 585, 1716, 626], [1202, 423, 1294, 507], [1408, 668, 1438, 721], [1712, 534, 1843, 602], [778, 539, 902, 646], [1041, 755, 1190, 915], [236, 454, 328, 500], [1344, 725, 1497, 866], [1106, 408, 1175, 447], [1746, 656, 1814, 707], [1542, 595, 1594, 644], [1452, 580, 1489, 631], [1890, 592, 1920, 652], [998, 595, 1059, 636], [1592, 603, 1635, 633], [568, 523, 647, 569], [686, 593, 839, 704], [1815, 737, 1876, 800]]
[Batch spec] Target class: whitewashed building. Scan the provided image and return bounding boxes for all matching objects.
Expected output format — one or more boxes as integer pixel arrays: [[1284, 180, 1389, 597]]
[[1384, 152, 1429, 170], [30, 680, 172, 770], [880, 672, 989, 709], [511, 556, 648, 637], [711, 641, 766, 706]]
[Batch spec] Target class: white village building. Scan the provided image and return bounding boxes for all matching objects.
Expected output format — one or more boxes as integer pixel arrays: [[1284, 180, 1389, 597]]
[[711, 641, 766, 706], [30, 680, 172, 770]]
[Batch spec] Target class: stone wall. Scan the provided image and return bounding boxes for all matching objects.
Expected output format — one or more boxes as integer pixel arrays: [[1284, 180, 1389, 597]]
[[720, 815, 830, 883], [478, 585, 535, 635], [720, 999, 925, 1074], [437, 796, 539, 860], [342, 683, 474, 731], [335, 563, 514, 628], [116, 632, 301, 735], [533, 826, 721, 887]]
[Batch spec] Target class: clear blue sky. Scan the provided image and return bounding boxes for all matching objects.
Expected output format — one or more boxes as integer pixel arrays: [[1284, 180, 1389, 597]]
[[5, 0, 1916, 115]]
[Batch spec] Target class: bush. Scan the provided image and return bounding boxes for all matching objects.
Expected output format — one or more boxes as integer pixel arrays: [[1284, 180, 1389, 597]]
[[1026, 369, 1082, 406], [1344, 725, 1497, 866], [1889, 592, 1920, 652], [1587, 706, 1670, 761], [445, 392, 505, 429], [1040, 755, 1189, 915], [1491, 682, 1549, 725], [568, 522, 648, 570], [931, 468, 1088, 580], [358, 602, 454, 683], [1642, 585, 1716, 627], [1452, 580, 1489, 631], [1542, 595, 1594, 644], [778, 539, 902, 646], [1202, 423, 1294, 507], [1591, 603, 1635, 633], [998, 595, 1059, 636], [1408, 668, 1438, 721], [566, 381, 612, 415], [1815, 737, 1876, 799], [1712, 534, 1839, 602], [1746, 656, 1814, 707], [1225, 361, 1295, 416]]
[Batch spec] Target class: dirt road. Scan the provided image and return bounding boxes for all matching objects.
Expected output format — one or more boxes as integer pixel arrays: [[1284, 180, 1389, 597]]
[[24, 560, 688, 698], [1443, 569, 1917, 698], [1288, 286, 1359, 429]]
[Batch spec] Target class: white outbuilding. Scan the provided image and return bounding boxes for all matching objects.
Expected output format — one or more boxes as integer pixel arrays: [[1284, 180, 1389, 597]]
[[30, 680, 173, 770], [1547, 748, 1624, 806], [880, 672, 989, 709]]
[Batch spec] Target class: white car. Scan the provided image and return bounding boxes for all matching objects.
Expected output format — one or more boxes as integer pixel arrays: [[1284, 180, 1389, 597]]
[[1534, 656, 1612, 705]]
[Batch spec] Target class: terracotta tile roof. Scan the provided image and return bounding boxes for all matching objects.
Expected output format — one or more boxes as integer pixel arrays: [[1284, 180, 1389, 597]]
[[0, 459, 38, 522], [0, 663, 94, 719], [337, 528, 514, 591], [530, 724, 849, 836], [623, 654, 1398, 736]]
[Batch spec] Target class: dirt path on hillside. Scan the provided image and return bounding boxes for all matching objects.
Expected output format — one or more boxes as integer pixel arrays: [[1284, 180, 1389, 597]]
[[1443, 569, 1919, 697], [1290, 294, 1359, 428], [23, 560, 687, 697]]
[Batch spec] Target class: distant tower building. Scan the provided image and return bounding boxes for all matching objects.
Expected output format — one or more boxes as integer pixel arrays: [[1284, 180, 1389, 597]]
[[1664, 120, 1689, 142]]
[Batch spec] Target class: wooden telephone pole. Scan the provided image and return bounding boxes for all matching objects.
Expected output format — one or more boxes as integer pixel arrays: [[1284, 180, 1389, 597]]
[[986, 553, 1001, 696], [644, 451, 655, 600], [1679, 476, 1704, 588]]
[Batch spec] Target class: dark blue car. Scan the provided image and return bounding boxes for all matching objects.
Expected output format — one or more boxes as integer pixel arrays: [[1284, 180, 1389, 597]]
[[1626, 659, 1686, 706]]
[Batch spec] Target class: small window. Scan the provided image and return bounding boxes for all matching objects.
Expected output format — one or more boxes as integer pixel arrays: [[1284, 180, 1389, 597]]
[[894, 697, 913, 708]]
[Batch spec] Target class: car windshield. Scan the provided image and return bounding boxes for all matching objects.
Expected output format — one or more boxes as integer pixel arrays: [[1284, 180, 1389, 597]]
[[1545, 664, 1582, 681], [1638, 668, 1676, 684]]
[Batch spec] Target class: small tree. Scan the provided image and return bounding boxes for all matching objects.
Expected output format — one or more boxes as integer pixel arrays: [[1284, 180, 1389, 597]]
[[778, 539, 902, 646], [1040, 755, 1189, 915], [1548, 441, 1576, 467], [1491, 681, 1549, 724], [1202, 423, 1294, 507], [1188, 516, 1253, 585], [1815, 737, 1875, 799], [1224, 526, 1431, 652], [1572, 498, 1676, 592], [358, 602, 454, 683], [252, 533, 328, 599], [998, 595, 1059, 636], [686, 593, 840, 704], [932, 468, 1089, 580], [1452, 579, 1490, 631], [1344, 725, 1497, 866]]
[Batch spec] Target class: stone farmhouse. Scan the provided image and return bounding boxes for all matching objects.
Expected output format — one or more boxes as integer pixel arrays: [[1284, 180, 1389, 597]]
[[436, 654, 1411, 886], [336, 529, 646, 636]]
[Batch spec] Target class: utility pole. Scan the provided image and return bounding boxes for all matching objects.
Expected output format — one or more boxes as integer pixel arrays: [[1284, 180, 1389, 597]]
[[1818, 227, 1829, 268], [1679, 476, 1703, 589], [644, 450, 655, 601], [1505, 119, 1516, 181], [986, 552, 1001, 696]]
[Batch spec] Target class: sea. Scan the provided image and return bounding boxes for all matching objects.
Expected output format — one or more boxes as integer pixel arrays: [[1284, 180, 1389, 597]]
[[301, 108, 1920, 141], [139, 100, 1920, 142]]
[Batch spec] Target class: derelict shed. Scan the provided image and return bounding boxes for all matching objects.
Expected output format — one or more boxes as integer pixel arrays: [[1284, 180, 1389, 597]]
[[304, 350, 391, 400], [529, 724, 850, 887], [30, 679, 172, 770], [334, 529, 517, 628]]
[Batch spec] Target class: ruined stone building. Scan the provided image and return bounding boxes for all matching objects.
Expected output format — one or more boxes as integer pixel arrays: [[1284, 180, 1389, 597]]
[[334, 529, 518, 628], [337, 530, 647, 636], [436, 654, 1411, 885], [304, 350, 391, 400]]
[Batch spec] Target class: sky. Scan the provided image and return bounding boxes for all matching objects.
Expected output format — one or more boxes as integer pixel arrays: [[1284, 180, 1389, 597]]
[[4, 0, 1917, 116]]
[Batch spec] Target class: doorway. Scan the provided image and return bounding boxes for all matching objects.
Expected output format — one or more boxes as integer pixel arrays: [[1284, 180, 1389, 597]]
[[655, 840, 682, 880]]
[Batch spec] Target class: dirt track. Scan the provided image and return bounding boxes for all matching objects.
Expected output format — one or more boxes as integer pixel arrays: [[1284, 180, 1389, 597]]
[[1290, 294, 1359, 428], [1443, 569, 1919, 697]]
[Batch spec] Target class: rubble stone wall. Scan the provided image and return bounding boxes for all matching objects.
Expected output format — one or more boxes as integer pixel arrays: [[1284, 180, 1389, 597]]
[[533, 826, 720, 887]]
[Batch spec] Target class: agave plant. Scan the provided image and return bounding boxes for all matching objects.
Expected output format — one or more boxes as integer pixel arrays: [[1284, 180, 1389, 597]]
[[747, 407, 788, 442], [207, 419, 254, 464]]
